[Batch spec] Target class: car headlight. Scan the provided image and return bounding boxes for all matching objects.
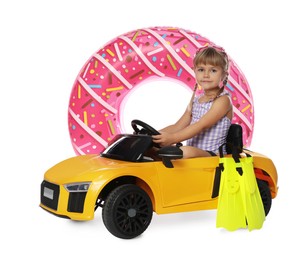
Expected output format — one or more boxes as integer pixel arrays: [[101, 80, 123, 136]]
[[64, 182, 91, 192]]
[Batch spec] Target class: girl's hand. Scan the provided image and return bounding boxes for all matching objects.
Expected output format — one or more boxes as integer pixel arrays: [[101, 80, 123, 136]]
[[152, 132, 174, 147]]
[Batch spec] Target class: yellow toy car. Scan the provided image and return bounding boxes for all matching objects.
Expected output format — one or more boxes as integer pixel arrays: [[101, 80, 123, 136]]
[[40, 120, 278, 239]]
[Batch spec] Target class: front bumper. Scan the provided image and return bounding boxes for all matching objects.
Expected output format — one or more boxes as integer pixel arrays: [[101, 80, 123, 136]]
[[40, 180, 94, 221]]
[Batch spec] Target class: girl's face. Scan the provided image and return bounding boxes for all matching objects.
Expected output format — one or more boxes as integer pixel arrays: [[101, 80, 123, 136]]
[[194, 63, 225, 91]]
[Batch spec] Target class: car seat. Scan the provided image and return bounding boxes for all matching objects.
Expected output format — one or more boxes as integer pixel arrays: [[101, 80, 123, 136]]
[[226, 124, 243, 154]]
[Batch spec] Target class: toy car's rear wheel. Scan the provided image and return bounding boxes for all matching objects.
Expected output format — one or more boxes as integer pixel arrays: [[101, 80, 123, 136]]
[[257, 179, 272, 216], [102, 184, 153, 239]]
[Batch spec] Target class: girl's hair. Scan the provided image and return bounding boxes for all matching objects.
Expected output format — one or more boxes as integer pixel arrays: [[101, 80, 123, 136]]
[[193, 46, 229, 86]]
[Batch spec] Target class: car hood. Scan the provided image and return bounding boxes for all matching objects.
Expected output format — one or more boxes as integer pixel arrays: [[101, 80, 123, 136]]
[[44, 154, 135, 184]]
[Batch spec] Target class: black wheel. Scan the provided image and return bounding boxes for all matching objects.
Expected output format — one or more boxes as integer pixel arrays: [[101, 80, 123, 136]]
[[102, 184, 153, 239], [257, 179, 272, 216]]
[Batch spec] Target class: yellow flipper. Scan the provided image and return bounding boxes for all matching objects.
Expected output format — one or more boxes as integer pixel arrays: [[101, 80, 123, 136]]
[[216, 157, 246, 231], [240, 156, 265, 231]]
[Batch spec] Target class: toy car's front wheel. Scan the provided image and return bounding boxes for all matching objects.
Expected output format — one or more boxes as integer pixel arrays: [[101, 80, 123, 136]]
[[102, 184, 153, 239]]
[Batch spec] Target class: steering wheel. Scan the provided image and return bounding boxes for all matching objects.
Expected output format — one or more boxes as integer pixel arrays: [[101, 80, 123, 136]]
[[131, 119, 183, 149], [131, 119, 160, 136]]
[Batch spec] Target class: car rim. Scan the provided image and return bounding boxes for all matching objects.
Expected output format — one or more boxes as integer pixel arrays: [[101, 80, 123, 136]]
[[115, 191, 151, 236]]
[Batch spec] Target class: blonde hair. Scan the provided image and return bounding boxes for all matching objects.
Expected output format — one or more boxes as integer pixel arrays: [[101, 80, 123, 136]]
[[193, 47, 229, 85]]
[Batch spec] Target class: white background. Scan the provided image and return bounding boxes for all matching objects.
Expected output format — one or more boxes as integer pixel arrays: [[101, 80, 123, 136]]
[[1, 0, 306, 259]]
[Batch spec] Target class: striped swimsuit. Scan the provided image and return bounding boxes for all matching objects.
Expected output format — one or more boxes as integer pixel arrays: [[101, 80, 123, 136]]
[[186, 90, 231, 154]]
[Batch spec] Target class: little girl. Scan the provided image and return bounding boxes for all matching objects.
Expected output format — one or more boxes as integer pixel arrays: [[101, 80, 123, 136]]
[[152, 46, 233, 158]]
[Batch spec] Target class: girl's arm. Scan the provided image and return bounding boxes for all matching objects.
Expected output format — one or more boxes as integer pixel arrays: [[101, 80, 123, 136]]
[[153, 95, 232, 146]]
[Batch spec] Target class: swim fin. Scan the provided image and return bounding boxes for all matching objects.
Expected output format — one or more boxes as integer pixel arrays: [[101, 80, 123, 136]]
[[239, 155, 265, 231], [216, 157, 247, 231]]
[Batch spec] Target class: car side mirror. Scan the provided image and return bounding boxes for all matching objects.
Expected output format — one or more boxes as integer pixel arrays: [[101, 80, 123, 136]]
[[157, 146, 183, 168]]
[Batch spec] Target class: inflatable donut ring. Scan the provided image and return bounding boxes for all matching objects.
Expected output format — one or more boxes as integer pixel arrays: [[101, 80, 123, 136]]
[[68, 26, 254, 155]]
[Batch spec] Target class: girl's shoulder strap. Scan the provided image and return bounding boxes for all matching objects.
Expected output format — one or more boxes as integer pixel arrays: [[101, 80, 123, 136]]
[[213, 88, 230, 102], [220, 89, 230, 97]]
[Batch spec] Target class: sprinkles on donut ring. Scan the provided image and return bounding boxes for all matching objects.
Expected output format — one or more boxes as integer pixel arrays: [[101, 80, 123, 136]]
[[68, 26, 254, 155]]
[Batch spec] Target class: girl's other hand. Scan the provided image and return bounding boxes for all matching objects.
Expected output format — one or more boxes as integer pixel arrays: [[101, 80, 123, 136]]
[[152, 132, 174, 147]]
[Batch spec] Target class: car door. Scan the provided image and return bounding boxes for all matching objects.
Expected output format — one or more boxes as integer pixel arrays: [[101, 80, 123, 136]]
[[155, 156, 219, 207]]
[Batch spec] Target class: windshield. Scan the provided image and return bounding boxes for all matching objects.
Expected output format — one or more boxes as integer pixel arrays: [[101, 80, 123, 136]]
[[101, 134, 153, 162]]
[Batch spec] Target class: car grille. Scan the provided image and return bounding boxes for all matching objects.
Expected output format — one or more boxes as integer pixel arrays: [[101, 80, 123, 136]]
[[67, 192, 87, 213], [41, 180, 60, 211]]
